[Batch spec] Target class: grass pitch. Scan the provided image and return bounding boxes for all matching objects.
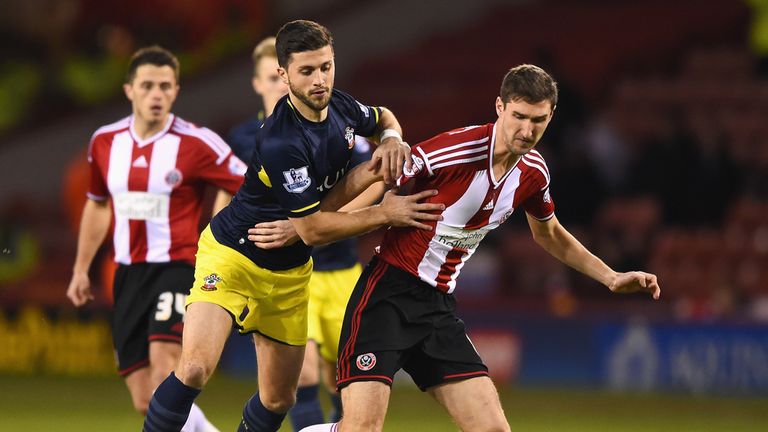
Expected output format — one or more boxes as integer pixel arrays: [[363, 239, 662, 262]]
[[0, 374, 766, 431]]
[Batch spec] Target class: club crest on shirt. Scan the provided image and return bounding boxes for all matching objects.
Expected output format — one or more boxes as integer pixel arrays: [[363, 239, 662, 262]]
[[356, 353, 377, 371], [201, 273, 222, 291], [165, 169, 183, 188], [345, 126, 355, 149], [283, 166, 312, 193]]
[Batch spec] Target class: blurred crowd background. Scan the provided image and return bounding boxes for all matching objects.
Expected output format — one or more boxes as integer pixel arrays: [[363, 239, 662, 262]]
[[1, 0, 768, 393]]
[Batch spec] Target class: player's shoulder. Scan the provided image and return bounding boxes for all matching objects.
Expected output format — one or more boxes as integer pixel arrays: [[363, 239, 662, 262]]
[[170, 115, 231, 162], [416, 123, 492, 159], [90, 116, 131, 143], [330, 88, 369, 118], [520, 149, 551, 187]]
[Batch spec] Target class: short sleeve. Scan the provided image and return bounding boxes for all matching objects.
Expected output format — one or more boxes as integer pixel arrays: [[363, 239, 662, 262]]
[[523, 186, 555, 221], [86, 137, 109, 201], [336, 90, 381, 138], [189, 130, 245, 194], [260, 137, 321, 218]]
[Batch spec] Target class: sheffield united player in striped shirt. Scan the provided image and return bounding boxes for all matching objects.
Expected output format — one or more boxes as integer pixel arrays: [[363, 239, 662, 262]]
[[66, 46, 243, 432], [301, 65, 661, 432]]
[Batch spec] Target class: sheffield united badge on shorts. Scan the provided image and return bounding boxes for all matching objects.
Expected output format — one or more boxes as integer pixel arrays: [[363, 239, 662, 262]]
[[201, 273, 222, 291], [356, 353, 377, 371]]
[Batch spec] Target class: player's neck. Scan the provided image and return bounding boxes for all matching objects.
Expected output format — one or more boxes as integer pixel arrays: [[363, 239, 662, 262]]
[[133, 115, 170, 140], [491, 143, 521, 181], [288, 94, 327, 122]]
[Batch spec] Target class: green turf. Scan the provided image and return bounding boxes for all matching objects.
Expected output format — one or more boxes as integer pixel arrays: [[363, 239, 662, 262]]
[[0, 374, 766, 431]]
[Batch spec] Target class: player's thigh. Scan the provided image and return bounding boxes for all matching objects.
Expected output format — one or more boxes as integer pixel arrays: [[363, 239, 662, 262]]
[[339, 381, 390, 432], [176, 301, 233, 385], [253, 333, 306, 403], [298, 339, 320, 386], [427, 376, 510, 432]]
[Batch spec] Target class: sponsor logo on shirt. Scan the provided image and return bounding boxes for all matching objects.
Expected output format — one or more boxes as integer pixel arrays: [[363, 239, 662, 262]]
[[201, 273, 222, 291], [433, 225, 488, 251], [113, 192, 170, 221], [356, 353, 377, 371], [282, 166, 312, 193]]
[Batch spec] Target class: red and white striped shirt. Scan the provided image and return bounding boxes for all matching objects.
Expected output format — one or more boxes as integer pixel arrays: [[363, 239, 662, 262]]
[[87, 114, 245, 265], [380, 123, 555, 293]]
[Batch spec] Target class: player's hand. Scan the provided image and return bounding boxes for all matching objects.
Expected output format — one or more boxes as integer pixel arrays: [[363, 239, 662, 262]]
[[248, 220, 300, 249], [369, 138, 411, 186], [608, 271, 661, 300], [66, 272, 94, 307], [380, 188, 444, 230]]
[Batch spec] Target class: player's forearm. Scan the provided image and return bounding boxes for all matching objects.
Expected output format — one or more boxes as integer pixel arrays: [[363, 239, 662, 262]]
[[72, 200, 112, 274], [338, 181, 386, 212], [534, 223, 617, 287], [320, 164, 382, 212], [372, 108, 402, 144], [292, 206, 387, 246]]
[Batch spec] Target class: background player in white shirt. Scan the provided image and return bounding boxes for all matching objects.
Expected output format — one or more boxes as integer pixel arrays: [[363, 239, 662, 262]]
[[66, 46, 243, 432]]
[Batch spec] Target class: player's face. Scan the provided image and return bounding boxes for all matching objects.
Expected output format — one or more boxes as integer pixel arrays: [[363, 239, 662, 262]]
[[124, 64, 178, 125], [279, 45, 335, 113], [495, 97, 553, 156], [252, 56, 288, 114]]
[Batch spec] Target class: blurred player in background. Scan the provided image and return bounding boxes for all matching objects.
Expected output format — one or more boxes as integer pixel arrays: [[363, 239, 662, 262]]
[[300, 64, 661, 432], [66, 45, 245, 432], [143, 20, 442, 432]]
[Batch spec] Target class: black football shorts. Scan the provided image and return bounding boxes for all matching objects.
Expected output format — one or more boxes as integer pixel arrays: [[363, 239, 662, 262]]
[[337, 257, 488, 391]]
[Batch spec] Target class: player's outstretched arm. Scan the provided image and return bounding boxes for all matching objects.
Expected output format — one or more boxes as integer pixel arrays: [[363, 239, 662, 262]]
[[525, 213, 661, 300], [66, 199, 112, 306], [289, 189, 444, 247]]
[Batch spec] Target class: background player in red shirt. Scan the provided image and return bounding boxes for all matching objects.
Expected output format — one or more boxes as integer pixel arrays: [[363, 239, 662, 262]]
[[300, 64, 661, 432], [66, 46, 243, 432]]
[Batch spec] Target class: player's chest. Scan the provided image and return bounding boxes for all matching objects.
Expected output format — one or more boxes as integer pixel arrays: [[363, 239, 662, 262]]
[[104, 136, 190, 194], [438, 169, 532, 226], [303, 123, 355, 194]]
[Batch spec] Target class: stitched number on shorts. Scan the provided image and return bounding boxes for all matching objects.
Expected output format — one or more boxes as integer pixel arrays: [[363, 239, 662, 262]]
[[155, 292, 188, 321]]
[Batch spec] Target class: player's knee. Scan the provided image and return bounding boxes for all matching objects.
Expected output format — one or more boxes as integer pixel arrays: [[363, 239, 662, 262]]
[[176, 360, 212, 388], [260, 391, 296, 413], [131, 394, 150, 415]]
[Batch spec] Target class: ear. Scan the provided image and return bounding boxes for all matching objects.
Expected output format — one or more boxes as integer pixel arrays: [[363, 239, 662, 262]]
[[278, 67, 288, 85], [123, 83, 133, 101], [495, 96, 504, 117]]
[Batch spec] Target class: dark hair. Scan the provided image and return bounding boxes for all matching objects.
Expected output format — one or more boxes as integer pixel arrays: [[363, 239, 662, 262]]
[[500, 64, 558, 108], [125, 45, 180, 84], [275, 20, 334, 67]]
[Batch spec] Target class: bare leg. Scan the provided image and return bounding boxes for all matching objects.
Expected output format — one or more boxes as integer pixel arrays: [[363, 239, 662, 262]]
[[338, 381, 391, 432], [124, 341, 182, 414], [427, 376, 510, 432], [175, 302, 233, 388], [253, 333, 306, 412]]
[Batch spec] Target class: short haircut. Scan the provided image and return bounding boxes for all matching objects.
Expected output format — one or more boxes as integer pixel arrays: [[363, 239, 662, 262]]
[[500, 64, 558, 108], [125, 45, 180, 84], [252, 36, 277, 77], [275, 20, 333, 68]]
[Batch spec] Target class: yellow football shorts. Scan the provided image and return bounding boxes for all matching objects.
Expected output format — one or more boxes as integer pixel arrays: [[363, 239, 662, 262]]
[[307, 263, 362, 362], [187, 226, 312, 346]]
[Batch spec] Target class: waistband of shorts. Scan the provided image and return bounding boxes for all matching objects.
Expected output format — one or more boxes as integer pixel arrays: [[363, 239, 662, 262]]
[[371, 256, 444, 294]]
